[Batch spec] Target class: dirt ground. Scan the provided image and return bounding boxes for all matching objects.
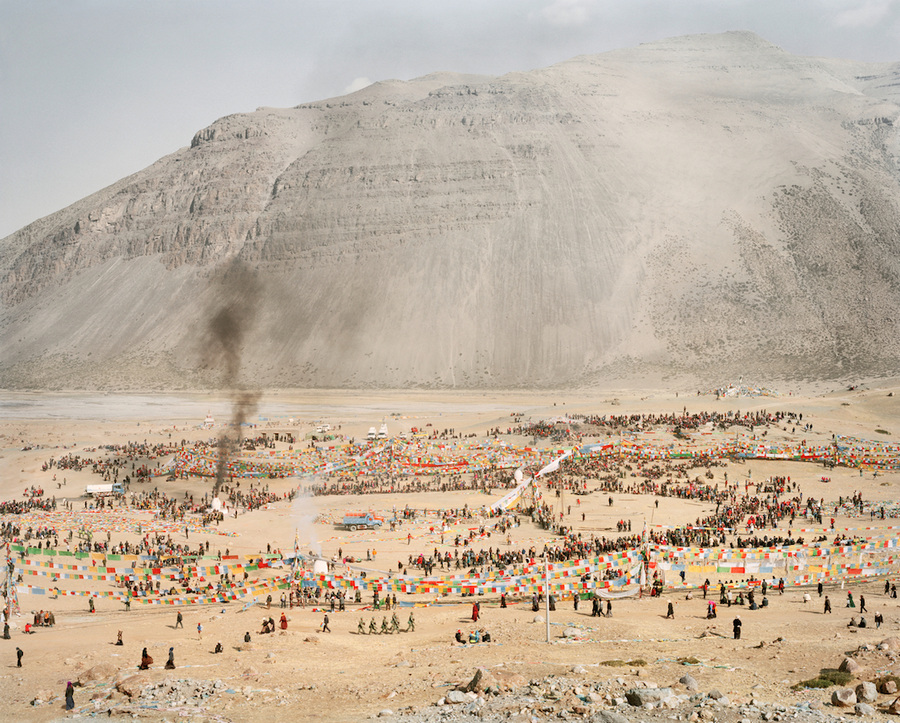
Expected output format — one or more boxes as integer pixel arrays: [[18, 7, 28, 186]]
[[1, 381, 899, 721]]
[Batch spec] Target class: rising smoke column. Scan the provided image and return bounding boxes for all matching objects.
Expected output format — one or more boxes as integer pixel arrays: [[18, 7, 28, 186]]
[[203, 262, 262, 499]]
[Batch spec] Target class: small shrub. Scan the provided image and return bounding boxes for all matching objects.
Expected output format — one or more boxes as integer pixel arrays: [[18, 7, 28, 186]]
[[875, 428, 890, 435], [628, 659, 647, 667], [600, 659, 628, 667], [677, 656, 701, 665], [792, 677, 834, 690], [819, 668, 852, 686]]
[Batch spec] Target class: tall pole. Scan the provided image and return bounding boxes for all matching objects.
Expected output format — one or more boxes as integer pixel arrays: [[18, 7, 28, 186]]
[[544, 551, 550, 643]]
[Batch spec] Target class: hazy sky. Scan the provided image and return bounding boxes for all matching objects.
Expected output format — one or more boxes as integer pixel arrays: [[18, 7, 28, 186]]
[[2, 0, 899, 239]]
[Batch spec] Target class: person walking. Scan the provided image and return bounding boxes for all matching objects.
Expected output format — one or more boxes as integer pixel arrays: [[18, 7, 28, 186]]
[[860, 595, 868, 613], [666, 601, 675, 619], [175, 611, 183, 629], [322, 613, 331, 633], [824, 595, 832, 614], [65, 681, 75, 710], [732, 616, 742, 640], [16, 647, 23, 667], [197, 622, 203, 638]]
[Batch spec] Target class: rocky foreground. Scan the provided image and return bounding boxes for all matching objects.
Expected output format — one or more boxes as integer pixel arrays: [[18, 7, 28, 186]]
[[21, 635, 900, 721]]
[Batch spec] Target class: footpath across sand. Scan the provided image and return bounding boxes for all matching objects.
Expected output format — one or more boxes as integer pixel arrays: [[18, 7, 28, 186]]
[[1, 383, 900, 721]]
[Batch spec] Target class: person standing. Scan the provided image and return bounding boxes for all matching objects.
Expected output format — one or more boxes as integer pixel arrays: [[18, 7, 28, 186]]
[[16, 647, 23, 667], [165, 647, 175, 669], [733, 616, 742, 640], [197, 622, 202, 638], [666, 601, 675, 619], [175, 611, 183, 629], [817, 581, 823, 597], [824, 595, 832, 614], [472, 602, 479, 623], [65, 681, 75, 710]]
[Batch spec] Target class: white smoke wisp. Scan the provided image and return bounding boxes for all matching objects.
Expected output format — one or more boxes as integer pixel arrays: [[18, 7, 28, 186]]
[[291, 486, 322, 559]]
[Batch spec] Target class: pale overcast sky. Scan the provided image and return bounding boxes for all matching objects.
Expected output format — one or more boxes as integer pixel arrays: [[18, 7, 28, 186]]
[[2, 0, 899, 239]]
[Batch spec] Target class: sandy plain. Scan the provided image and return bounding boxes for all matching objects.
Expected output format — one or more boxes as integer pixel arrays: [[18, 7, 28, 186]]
[[1, 381, 900, 722]]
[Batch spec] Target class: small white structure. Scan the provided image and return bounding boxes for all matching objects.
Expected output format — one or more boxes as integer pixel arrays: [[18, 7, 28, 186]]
[[203, 412, 215, 428], [313, 559, 328, 575]]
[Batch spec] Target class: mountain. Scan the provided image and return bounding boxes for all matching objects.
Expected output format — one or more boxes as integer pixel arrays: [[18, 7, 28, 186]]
[[2, 31, 899, 390]]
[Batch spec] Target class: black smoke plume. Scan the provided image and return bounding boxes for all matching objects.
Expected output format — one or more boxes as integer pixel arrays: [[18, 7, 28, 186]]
[[202, 262, 262, 499]]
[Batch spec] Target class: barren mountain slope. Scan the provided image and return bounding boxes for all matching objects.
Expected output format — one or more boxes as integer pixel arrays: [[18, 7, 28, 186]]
[[1, 32, 898, 390]]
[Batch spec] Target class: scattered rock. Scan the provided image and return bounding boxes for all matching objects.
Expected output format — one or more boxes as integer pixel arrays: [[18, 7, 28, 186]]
[[572, 665, 588, 674], [446, 690, 469, 704], [707, 688, 725, 700], [679, 674, 698, 691], [304, 635, 320, 644], [879, 637, 900, 651], [377, 709, 394, 717], [889, 696, 900, 714], [563, 627, 581, 638], [839, 657, 863, 675], [533, 615, 545, 623], [880, 679, 898, 695], [832, 688, 858, 707], [854, 702, 876, 716]]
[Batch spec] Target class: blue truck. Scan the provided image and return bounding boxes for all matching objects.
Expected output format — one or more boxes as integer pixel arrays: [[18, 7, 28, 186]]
[[341, 513, 383, 531]]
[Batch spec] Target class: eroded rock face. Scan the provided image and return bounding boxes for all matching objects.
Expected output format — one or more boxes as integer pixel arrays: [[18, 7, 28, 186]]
[[2, 31, 900, 390]]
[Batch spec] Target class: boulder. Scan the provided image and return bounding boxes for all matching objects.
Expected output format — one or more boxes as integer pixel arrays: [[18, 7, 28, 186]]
[[879, 679, 898, 695], [464, 668, 496, 693], [77, 662, 118, 684], [889, 696, 900, 714], [446, 690, 469, 704], [679, 674, 698, 691], [572, 665, 588, 674], [855, 681, 877, 704], [563, 627, 582, 638], [707, 688, 725, 700], [625, 687, 674, 706], [590, 711, 631, 723], [839, 657, 863, 675], [492, 670, 527, 691], [115, 675, 148, 698], [831, 688, 857, 707], [377, 710, 394, 717], [533, 615, 545, 623], [854, 703, 876, 716], [879, 637, 900, 651]]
